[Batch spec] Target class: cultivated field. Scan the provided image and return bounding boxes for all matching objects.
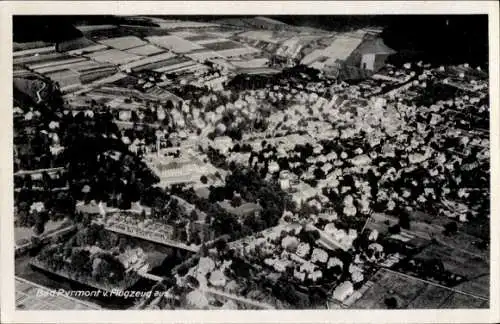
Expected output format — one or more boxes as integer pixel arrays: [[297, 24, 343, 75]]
[[119, 52, 177, 71], [99, 36, 147, 50], [124, 44, 165, 56], [352, 269, 488, 309], [202, 40, 245, 51], [146, 35, 204, 53], [85, 49, 142, 65], [414, 243, 489, 279]]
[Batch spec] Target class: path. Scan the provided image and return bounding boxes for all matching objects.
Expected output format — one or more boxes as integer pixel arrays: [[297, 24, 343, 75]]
[[200, 287, 275, 310], [35, 82, 47, 104]]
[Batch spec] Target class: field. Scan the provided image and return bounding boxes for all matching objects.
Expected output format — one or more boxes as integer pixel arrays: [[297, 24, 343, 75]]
[[124, 44, 165, 56], [187, 50, 222, 61], [29, 57, 88, 71], [13, 45, 55, 58], [153, 60, 197, 73], [14, 52, 67, 66], [216, 47, 261, 58], [146, 35, 204, 53], [202, 40, 245, 51], [351, 268, 488, 309], [99, 36, 147, 50], [13, 41, 54, 52], [119, 52, 177, 71], [238, 30, 281, 44], [231, 58, 269, 69], [67, 44, 108, 55], [85, 49, 142, 65], [185, 34, 218, 42], [414, 242, 489, 279], [151, 20, 219, 29]]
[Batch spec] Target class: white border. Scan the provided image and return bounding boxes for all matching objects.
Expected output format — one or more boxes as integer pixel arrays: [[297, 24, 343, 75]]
[[1, 1, 498, 323]]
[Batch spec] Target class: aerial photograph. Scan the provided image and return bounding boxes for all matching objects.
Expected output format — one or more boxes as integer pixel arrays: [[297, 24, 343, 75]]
[[11, 14, 490, 310]]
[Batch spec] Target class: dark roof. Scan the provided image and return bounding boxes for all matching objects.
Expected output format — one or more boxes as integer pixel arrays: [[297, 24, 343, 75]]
[[356, 38, 396, 55]]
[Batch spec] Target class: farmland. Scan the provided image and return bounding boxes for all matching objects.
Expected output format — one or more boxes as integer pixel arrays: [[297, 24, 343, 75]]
[[99, 36, 148, 50], [146, 35, 204, 53], [351, 268, 488, 309], [119, 52, 177, 71], [125, 44, 165, 56], [202, 40, 245, 51], [85, 49, 142, 65]]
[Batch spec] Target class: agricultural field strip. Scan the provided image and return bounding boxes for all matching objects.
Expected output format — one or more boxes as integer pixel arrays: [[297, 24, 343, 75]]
[[153, 60, 197, 73], [381, 268, 488, 301], [85, 49, 143, 65], [186, 51, 225, 61], [214, 47, 261, 58], [194, 38, 231, 45], [161, 63, 208, 74], [124, 44, 165, 56], [67, 44, 108, 55], [146, 35, 205, 53], [98, 36, 147, 50], [34, 60, 101, 74], [28, 57, 89, 70], [119, 52, 177, 70], [13, 46, 56, 57], [14, 53, 68, 65]]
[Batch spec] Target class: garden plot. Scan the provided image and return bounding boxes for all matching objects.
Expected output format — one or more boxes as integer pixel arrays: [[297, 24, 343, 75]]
[[99, 36, 147, 50]]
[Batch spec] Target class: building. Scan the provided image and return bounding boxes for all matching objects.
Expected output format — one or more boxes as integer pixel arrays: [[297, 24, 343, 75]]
[[332, 281, 354, 302]]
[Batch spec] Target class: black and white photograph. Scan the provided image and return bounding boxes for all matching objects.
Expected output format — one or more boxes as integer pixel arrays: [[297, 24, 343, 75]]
[[1, 1, 499, 323]]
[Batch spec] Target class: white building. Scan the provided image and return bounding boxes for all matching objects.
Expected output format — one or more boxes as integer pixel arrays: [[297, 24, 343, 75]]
[[332, 281, 354, 302]]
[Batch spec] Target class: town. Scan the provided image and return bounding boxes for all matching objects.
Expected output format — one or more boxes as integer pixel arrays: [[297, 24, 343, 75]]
[[13, 15, 490, 310]]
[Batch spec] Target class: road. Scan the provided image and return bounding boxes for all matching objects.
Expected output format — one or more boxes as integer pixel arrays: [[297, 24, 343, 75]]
[[35, 82, 47, 104], [200, 287, 275, 310]]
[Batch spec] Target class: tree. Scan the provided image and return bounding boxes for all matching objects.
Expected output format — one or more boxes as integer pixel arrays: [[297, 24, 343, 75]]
[[388, 224, 401, 235], [443, 221, 458, 235], [200, 175, 208, 184], [230, 195, 242, 208], [399, 210, 411, 230], [384, 297, 398, 309]]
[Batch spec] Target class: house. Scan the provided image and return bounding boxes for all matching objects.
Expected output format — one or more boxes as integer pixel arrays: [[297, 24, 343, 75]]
[[294, 269, 306, 282], [332, 281, 354, 302], [296, 242, 310, 258], [299, 262, 316, 274], [368, 229, 379, 241], [311, 248, 328, 264], [327, 257, 343, 270], [281, 236, 299, 251], [209, 270, 227, 287], [309, 270, 323, 282]]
